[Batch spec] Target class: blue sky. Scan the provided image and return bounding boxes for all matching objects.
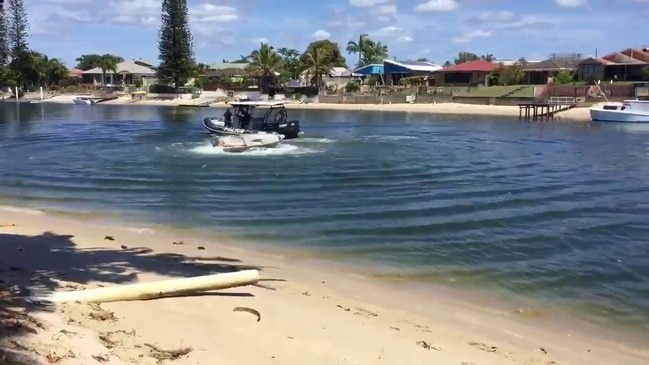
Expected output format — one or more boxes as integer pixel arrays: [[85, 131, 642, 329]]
[[26, 0, 649, 68]]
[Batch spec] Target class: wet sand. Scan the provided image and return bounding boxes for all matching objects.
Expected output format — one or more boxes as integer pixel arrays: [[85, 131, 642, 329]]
[[1, 210, 647, 364]]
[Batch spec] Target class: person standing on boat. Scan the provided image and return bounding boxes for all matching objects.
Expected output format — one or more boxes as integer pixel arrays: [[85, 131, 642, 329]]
[[223, 108, 232, 128], [239, 107, 251, 129]]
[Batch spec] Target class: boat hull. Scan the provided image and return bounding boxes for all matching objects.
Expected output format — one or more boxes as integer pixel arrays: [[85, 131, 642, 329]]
[[73, 99, 95, 105], [202, 117, 301, 139], [214, 134, 284, 153], [590, 109, 649, 123]]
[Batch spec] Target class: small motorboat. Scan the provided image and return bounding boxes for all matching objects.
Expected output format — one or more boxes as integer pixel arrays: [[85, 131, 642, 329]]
[[203, 100, 302, 139], [590, 99, 649, 123], [72, 96, 96, 105], [212, 133, 285, 153]]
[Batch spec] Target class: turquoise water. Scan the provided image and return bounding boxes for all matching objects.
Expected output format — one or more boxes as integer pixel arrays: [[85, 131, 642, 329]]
[[1, 103, 649, 333]]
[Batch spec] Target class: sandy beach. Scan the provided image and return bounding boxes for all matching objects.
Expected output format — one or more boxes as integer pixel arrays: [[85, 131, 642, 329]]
[[40, 94, 594, 121], [1, 210, 647, 365]]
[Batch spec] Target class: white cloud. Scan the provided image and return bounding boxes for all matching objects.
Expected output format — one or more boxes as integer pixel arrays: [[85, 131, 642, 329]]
[[327, 14, 366, 28], [452, 29, 492, 43], [414, 0, 458, 12], [252, 38, 269, 44], [349, 0, 390, 7], [472, 11, 519, 23], [372, 25, 403, 36], [104, 0, 160, 27], [105, 1, 238, 27], [41, 0, 91, 3], [370, 4, 398, 21], [191, 4, 238, 23], [469, 11, 557, 30], [554, 0, 587, 7], [370, 4, 398, 15], [369, 25, 414, 44], [500, 15, 557, 29], [311, 29, 331, 40]]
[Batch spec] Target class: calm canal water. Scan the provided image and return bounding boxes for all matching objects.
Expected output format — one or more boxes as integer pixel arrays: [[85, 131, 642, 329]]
[[1, 102, 648, 333]]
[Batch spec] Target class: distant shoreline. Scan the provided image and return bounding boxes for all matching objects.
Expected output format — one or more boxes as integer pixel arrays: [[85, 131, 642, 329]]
[[34, 94, 594, 121]]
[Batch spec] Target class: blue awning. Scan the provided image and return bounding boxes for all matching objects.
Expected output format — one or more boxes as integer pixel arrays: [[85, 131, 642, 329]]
[[352, 64, 384, 75]]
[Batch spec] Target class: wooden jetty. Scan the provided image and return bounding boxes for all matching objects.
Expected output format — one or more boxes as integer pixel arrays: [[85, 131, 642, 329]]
[[518, 97, 577, 121]]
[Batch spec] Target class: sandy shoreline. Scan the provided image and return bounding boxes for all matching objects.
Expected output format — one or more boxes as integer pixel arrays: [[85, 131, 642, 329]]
[[1, 210, 647, 364], [38, 94, 594, 121]]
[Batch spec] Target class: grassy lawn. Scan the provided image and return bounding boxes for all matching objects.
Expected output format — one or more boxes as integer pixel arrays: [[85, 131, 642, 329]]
[[506, 86, 534, 97], [453, 85, 534, 97]]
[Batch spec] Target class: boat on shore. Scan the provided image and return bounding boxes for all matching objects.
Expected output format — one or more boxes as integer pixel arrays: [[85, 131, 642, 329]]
[[590, 99, 649, 123], [211, 133, 284, 153], [73, 96, 97, 105], [203, 100, 302, 139]]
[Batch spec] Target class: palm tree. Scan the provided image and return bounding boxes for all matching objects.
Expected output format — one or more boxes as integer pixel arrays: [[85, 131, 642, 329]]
[[481, 53, 495, 62], [25, 52, 70, 88], [346, 34, 374, 67], [246, 43, 283, 93], [98, 54, 119, 86], [27, 52, 49, 87], [45, 58, 69, 86], [301, 46, 334, 89], [362, 41, 388, 65], [277, 47, 301, 80]]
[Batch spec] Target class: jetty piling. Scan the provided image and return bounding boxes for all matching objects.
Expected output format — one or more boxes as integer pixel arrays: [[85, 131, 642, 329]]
[[518, 97, 577, 121]]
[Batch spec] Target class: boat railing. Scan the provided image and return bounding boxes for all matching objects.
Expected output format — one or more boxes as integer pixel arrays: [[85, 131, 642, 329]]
[[548, 96, 576, 105]]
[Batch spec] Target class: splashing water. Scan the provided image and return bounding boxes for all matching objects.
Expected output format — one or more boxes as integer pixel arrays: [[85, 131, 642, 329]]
[[186, 141, 321, 156]]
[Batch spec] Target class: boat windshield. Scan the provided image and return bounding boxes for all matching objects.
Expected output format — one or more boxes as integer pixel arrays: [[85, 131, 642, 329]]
[[251, 106, 270, 119], [249, 107, 270, 130]]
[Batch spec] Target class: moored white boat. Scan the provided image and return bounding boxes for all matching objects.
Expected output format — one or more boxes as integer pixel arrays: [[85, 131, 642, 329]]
[[589, 99, 649, 123], [72, 96, 96, 105], [211, 132, 285, 153]]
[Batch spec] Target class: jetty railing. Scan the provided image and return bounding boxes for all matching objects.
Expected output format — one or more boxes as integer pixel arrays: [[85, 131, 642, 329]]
[[518, 97, 577, 121], [548, 96, 576, 105]]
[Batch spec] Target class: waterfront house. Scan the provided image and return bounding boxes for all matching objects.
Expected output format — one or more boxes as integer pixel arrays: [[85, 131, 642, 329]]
[[433, 60, 498, 86], [67, 68, 83, 80], [382, 59, 442, 85], [298, 67, 361, 89], [352, 60, 442, 85], [203, 62, 260, 92], [523, 57, 583, 84], [577, 48, 649, 82], [81, 59, 157, 86]]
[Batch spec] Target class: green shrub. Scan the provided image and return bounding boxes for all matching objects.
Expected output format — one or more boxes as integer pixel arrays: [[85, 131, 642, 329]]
[[148, 84, 176, 93]]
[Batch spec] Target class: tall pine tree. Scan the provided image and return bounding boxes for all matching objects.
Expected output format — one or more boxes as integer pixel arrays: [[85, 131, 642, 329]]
[[6, 0, 29, 89], [0, 1, 10, 76], [157, 0, 195, 90]]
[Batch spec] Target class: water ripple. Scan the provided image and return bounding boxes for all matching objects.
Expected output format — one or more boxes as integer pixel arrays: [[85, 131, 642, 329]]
[[2, 104, 649, 333]]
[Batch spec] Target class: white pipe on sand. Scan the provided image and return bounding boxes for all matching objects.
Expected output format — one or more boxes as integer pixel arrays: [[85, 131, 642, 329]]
[[14, 86, 18, 102], [31, 269, 260, 304], [40, 86, 44, 100]]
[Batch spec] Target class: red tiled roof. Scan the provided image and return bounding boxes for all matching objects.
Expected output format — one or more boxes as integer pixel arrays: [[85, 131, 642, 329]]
[[599, 48, 649, 65], [594, 58, 614, 65], [621, 48, 649, 62], [439, 60, 498, 73], [68, 68, 84, 77]]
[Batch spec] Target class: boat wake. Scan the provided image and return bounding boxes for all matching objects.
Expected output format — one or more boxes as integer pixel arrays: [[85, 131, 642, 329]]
[[186, 142, 321, 156], [362, 135, 418, 141], [0, 205, 45, 215], [290, 137, 336, 143]]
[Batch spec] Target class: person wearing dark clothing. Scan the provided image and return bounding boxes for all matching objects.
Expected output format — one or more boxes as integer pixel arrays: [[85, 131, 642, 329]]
[[223, 108, 232, 128], [239, 108, 251, 129]]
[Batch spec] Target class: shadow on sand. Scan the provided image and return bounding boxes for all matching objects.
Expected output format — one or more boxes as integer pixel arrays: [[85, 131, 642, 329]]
[[0, 231, 268, 364]]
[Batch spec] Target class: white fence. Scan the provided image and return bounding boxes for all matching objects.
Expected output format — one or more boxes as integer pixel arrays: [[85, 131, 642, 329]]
[[548, 96, 576, 105]]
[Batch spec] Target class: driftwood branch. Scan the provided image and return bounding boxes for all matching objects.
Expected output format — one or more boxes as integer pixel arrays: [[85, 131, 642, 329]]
[[31, 270, 260, 304]]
